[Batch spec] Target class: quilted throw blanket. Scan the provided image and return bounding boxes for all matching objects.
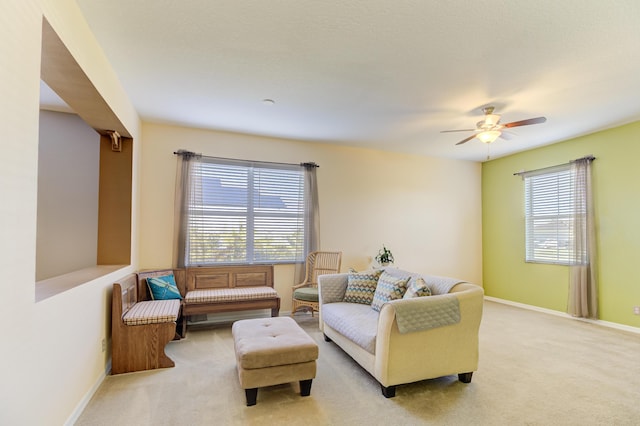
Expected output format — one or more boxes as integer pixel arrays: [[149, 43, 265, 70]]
[[390, 293, 461, 334]]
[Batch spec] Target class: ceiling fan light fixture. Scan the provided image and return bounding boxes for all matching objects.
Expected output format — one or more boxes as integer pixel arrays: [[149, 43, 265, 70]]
[[445, 106, 546, 146], [484, 114, 501, 127], [477, 130, 501, 144]]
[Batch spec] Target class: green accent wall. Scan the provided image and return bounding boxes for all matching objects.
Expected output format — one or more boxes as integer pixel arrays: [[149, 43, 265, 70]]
[[482, 120, 640, 328]]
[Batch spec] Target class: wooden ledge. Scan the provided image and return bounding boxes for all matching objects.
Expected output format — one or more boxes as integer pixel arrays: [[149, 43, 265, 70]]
[[36, 264, 128, 302]]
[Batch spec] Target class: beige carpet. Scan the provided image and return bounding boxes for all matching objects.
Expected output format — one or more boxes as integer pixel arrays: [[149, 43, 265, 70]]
[[76, 301, 640, 425]]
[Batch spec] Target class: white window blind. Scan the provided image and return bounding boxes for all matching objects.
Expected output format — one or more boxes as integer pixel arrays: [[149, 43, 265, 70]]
[[524, 165, 578, 264], [185, 158, 305, 266]]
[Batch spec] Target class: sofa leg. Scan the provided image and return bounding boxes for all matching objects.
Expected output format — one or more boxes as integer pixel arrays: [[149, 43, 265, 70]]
[[458, 372, 473, 383], [381, 384, 396, 398], [245, 388, 258, 406], [300, 379, 313, 396], [323, 333, 332, 342]]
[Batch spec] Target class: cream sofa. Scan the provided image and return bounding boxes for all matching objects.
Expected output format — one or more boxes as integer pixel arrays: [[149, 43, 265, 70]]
[[318, 268, 484, 397]]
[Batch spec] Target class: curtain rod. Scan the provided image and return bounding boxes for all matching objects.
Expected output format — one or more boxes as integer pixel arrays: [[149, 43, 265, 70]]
[[513, 155, 595, 176], [173, 150, 319, 168]]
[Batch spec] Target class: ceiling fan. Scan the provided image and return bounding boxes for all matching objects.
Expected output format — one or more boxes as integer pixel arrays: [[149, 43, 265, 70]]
[[442, 106, 546, 145]]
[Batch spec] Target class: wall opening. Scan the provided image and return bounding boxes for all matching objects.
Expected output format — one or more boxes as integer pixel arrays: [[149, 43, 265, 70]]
[[36, 18, 132, 301]]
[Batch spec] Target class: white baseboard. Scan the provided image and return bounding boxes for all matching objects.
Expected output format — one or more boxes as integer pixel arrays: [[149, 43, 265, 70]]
[[64, 358, 111, 426], [484, 296, 640, 335], [65, 310, 303, 423]]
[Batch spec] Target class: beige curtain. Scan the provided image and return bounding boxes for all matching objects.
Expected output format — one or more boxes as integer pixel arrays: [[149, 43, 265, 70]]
[[568, 157, 597, 318], [295, 163, 320, 284], [173, 150, 201, 268]]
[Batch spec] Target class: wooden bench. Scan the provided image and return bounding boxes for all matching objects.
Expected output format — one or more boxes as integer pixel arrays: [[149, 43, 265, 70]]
[[111, 274, 181, 374], [135, 269, 188, 338], [137, 265, 281, 336]]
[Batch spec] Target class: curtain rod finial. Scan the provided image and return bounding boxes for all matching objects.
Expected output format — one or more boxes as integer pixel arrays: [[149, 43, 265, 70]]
[[300, 162, 319, 168]]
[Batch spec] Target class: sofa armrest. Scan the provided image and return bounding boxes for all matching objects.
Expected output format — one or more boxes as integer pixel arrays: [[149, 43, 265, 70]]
[[379, 283, 483, 334], [317, 273, 349, 333], [318, 273, 349, 305], [374, 283, 484, 386]]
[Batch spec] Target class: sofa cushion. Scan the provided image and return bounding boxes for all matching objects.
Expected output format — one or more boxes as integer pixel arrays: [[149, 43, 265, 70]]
[[322, 302, 379, 354], [403, 277, 432, 298], [371, 271, 410, 312], [343, 270, 382, 305], [147, 275, 182, 300]]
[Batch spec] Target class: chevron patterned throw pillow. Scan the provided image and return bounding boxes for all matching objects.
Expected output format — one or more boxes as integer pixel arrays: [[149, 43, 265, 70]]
[[371, 271, 410, 312], [343, 269, 383, 305]]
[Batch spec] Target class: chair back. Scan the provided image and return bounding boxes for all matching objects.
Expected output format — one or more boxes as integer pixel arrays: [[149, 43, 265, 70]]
[[304, 251, 342, 285]]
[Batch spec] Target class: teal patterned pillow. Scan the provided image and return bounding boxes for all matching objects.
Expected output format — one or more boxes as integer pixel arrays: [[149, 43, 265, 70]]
[[343, 270, 383, 305], [147, 275, 182, 300], [371, 271, 410, 312], [403, 277, 432, 299]]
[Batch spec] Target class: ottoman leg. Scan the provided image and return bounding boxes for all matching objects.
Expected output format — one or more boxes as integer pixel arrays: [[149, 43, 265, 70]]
[[245, 388, 258, 406], [300, 379, 313, 397]]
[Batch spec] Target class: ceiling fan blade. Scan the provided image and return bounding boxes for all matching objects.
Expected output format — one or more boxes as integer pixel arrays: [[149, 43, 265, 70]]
[[499, 131, 513, 140], [455, 134, 478, 145], [440, 129, 476, 133], [503, 116, 547, 128]]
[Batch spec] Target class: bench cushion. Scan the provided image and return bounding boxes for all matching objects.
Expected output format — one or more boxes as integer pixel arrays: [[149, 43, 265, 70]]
[[185, 286, 278, 304], [232, 317, 318, 369], [122, 300, 181, 325]]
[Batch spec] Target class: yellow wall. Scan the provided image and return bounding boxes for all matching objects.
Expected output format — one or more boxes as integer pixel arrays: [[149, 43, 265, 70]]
[[482, 121, 640, 328], [0, 1, 140, 423], [1, 1, 481, 421], [139, 122, 483, 311], [5, 0, 636, 422]]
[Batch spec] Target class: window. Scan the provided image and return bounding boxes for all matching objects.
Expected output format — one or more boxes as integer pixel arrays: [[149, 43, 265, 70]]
[[524, 164, 582, 264], [184, 157, 305, 266]]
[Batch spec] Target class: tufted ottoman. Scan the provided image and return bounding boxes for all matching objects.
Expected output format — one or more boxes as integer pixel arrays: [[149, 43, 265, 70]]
[[232, 316, 318, 406]]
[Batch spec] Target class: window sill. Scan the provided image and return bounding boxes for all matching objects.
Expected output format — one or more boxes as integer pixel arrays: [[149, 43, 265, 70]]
[[35, 264, 128, 302]]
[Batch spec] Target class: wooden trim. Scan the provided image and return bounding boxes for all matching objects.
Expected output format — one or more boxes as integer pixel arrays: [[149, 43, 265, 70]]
[[97, 135, 132, 265], [186, 265, 274, 291], [41, 18, 131, 138], [183, 298, 280, 317]]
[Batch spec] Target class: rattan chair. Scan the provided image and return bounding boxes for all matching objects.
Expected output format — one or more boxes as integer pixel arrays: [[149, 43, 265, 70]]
[[291, 251, 342, 316]]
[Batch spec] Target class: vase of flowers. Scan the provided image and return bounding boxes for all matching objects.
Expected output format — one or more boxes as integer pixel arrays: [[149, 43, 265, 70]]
[[375, 245, 394, 267]]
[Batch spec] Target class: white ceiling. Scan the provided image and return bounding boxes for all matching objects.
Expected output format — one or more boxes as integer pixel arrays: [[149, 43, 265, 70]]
[[72, 0, 640, 162]]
